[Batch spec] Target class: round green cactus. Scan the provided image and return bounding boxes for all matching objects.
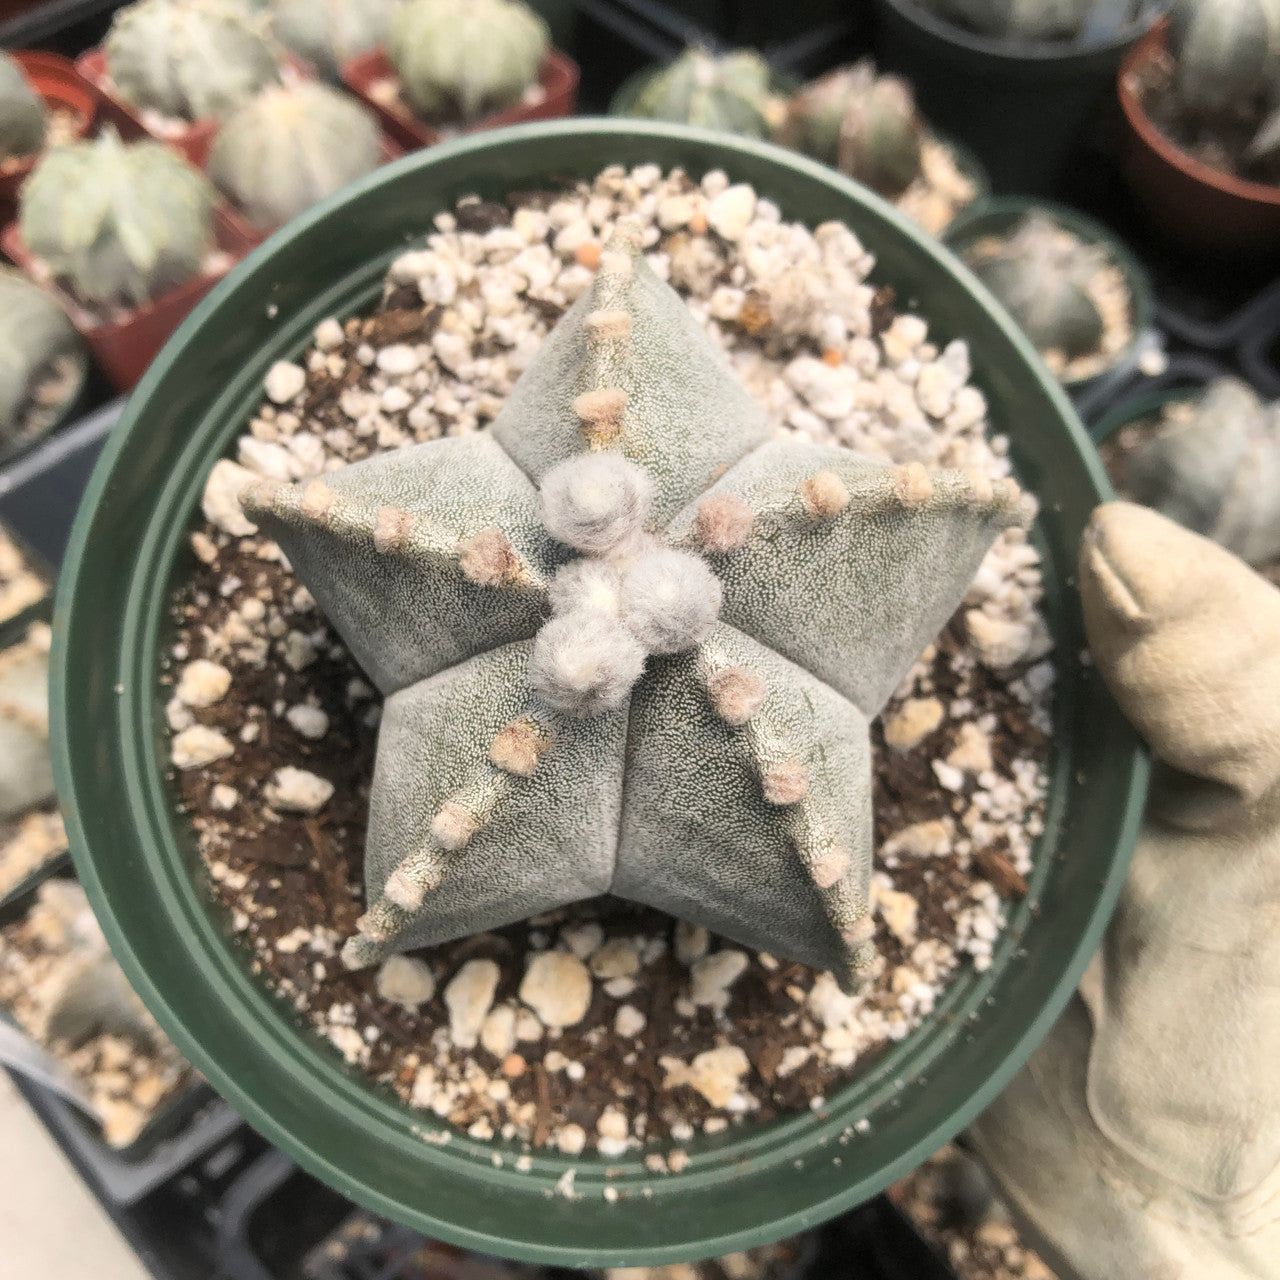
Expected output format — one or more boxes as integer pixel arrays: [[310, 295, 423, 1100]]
[[783, 62, 924, 198], [968, 215, 1104, 362], [208, 82, 382, 231], [240, 227, 1028, 993], [20, 128, 217, 307], [104, 0, 281, 122], [925, 0, 1099, 40], [0, 52, 45, 161], [388, 0, 549, 123], [270, 0, 401, 82], [625, 46, 777, 139], [1168, 0, 1280, 117], [1125, 378, 1280, 567], [0, 268, 82, 446]]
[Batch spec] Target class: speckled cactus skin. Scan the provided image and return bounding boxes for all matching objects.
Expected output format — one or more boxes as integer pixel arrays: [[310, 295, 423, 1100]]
[[208, 82, 381, 231], [0, 53, 45, 160], [271, 0, 401, 82], [388, 0, 549, 123], [627, 47, 776, 140], [782, 62, 923, 198], [1126, 378, 1280, 567], [20, 129, 217, 307], [927, 0, 1098, 40], [0, 268, 80, 442], [1168, 0, 1280, 116], [241, 229, 1027, 991], [0, 622, 54, 821], [969, 215, 1104, 362], [104, 0, 281, 121]]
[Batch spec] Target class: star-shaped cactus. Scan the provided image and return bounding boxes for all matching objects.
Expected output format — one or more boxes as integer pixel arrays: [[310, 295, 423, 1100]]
[[241, 226, 1028, 992]]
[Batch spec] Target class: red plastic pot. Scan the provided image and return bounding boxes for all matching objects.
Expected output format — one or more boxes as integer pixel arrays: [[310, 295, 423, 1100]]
[[1118, 19, 1280, 256], [341, 47, 579, 152], [0, 210, 257, 392], [0, 52, 98, 210]]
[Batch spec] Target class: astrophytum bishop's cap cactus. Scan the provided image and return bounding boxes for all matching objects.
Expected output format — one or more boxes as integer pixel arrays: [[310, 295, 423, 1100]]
[[20, 128, 217, 307], [388, 0, 549, 123], [241, 226, 1029, 992], [0, 621, 54, 822], [783, 62, 924, 199], [1168, 0, 1280, 116], [104, 0, 281, 121], [969, 215, 1104, 363], [0, 268, 82, 445], [208, 82, 381, 231], [1125, 378, 1280, 567], [627, 46, 779, 140], [270, 0, 401, 82], [926, 0, 1098, 40], [0, 52, 45, 161]]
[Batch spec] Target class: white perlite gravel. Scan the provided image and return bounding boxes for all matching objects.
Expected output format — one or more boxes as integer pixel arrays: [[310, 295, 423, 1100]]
[[178, 163, 1054, 1166]]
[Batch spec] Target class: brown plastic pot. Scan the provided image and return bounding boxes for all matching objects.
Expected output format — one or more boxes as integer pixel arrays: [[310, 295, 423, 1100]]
[[1, 210, 257, 392], [340, 47, 579, 153], [0, 52, 98, 211], [1118, 19, 1280, 256]]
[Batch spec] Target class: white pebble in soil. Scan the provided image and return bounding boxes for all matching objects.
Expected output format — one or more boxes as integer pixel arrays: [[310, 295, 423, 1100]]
[[264, 361, 306, 405], [263, 766, 333, 814], [375, 955, 436, 1010], [519, 952, 592, 1029], [444, 959, 500, 1050]]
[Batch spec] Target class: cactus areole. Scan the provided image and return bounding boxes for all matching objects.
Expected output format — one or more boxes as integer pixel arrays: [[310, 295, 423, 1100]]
[[242, 227, 1028, 992]]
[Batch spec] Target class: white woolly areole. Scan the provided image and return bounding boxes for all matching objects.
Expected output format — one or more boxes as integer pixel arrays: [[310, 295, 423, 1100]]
[[548, 559, 623, 618], [529, 610, 646, 717], [539, 453, 653, 555], [621, 547, 723, 655]]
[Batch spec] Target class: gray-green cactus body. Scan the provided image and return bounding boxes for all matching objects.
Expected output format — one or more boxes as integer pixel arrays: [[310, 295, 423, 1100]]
[[0, 269, 81, 445], [0, 53, 45, 160], [928, 0, 1099, 40], [271, 0, 400, 81], [208, 82, 382, 231], [969, 215, 1104, 362], [784, 62, 923, 198], [1168, 0, 1280, 116], [388, 0, 549, 123], [104, 0, 281, 121], [242, 229, 1027, 991], [0, 621, 54, 821], [626, 47, 775, 139], [20, 129, 217, 307], [1125, 378, 1280, 566]]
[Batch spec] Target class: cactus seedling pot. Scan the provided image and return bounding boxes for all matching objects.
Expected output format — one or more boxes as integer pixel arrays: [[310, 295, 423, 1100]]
[[340, 47, 579, 153], [1117, 20, 1280, 257], [943, 196, 1154, 395], [872, 0, 1158, 195], [51, 120, 1146, 1266], [1, 210, 257, 393]]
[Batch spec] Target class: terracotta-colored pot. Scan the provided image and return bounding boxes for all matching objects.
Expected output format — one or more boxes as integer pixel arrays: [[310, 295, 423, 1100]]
[[0, 210, 256, 392], [0, 52, 98, 210], [1118, 19, 1280, 256], [341, 47, 579, 152]]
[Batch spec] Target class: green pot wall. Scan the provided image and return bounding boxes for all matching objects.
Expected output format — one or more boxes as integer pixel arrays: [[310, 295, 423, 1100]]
[[51, 120, 1148, 1267], [943, 196, 1155, 394], [1091, 384, 1199, 447]]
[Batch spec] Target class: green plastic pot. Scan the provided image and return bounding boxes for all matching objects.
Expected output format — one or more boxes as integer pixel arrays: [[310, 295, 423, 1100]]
[[943, 196, 1155, 396], [51, 119, 1147, 1267], [872, 0, 1159, 195], [1091, 383, 1199, 450]]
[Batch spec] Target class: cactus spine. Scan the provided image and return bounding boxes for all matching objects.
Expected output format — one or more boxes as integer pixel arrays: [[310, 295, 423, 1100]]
[[624, 46, 779, 139], [270, 0, 401, 82], [0, 53, 45, 160], [240, 227, 1027, 993]]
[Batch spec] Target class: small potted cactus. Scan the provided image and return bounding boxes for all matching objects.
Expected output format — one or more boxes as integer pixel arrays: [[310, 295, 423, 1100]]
[[1, 128, 256, 390], [0, 51, 97, 213], [340, 0, 579, 152], [1118, 5, 1280, 254], [77, 0, 284, 168], [944, 199, 1153, 393], [269, 0, 402, 84], [873, 0, 1162, 193]]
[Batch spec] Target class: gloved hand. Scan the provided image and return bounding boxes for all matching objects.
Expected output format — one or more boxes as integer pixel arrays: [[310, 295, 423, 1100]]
[[969, 501, 1280, 1280]]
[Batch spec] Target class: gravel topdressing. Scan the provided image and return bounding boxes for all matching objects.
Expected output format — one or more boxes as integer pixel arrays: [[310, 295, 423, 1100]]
[[169, 163, 1055, 1170]]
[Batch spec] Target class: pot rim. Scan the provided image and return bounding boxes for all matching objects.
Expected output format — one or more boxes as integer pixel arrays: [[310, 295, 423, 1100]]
[[50, 118, 1149, 1266]]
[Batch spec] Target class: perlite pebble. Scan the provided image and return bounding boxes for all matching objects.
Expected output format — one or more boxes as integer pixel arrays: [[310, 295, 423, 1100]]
[[375, 955, 436, 1009], [519, 951, 592, 1028], [210, 783, 240, 810], [883, 697, 945, 752], [444, 959, 500, 1050], [175, 659, 231, 708], [588, 938, 640, 980], [689, 950, 749, 1011], [673, 920, 709, 965], [285, 704, 329, 740], [202, 460, 259, 537], [171, 725, 234, 769], [661, 1046, 750, 1109], [614, 1005, 646, 1039], [376, 344, 419, 376], [706, 184, 756, 241], [263, 767, 333, 814], [313, 318, 344, 351], [480, 1004, 517, 1059], [264, 361, 306, 405]]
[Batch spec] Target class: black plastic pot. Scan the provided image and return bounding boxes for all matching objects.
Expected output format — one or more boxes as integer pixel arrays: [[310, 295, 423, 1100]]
[[872, 0, 1160, 195]]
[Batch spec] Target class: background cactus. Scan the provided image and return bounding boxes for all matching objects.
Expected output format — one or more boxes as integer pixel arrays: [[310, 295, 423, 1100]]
[[1125, 378, 1280, 567], [208, 82, 382, 231], [104, 0, 281, 122], [624, 46, 778, 139], [925, 0, 1100, 40], [241, 229, 1027, 993], [388, 0, 549, 123], [270, 0, 401, 82], [782, 61, 924, 198], [967, 214, 1105, 361], [0, 269, 83, 448], [0, 621, 54, 822], [0, 52, 45, 160], [20, 129, 217, 308], [1168, 0, 1280, 117]]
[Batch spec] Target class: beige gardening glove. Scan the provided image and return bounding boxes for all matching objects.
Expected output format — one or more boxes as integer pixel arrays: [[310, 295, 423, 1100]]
[[969, 501, 1280, 1280]]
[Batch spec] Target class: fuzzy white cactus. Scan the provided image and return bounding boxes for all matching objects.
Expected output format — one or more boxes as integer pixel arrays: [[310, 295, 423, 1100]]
[[0, 52, 45, 160], [270, 0, 401, 82]]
